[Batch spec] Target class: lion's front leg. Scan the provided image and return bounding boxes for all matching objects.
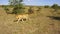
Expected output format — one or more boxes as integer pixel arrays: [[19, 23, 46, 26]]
[[17, 18, 21, 23]]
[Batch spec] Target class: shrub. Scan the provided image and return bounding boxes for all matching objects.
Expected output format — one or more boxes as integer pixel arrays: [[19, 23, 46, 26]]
[[44, 5, 50, 8], [37, 7, 41, 11], [51, 4, 60, 9], [12, 4, 25, 14], [2, 5, 5, 7], [9, 0, 25, 15], [3, 6, 10, 14], [28, 7, 34, 14], [4, 7, 9, 11]]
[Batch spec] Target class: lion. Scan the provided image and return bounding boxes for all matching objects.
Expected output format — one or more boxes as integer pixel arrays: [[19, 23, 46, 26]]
[[15, 14, 29, 23]]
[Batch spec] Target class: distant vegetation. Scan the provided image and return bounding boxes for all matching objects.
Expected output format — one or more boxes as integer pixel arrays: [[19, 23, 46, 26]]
[[9, 0, 25, 14], [12, 4, 25, 14], [44, 5, 50, 8], [1, 3, 60, 17], [51, 4, 60, 17], [51, 4, 60, 9], [28, 7, 34, 14], [1, 0, 25, 15]]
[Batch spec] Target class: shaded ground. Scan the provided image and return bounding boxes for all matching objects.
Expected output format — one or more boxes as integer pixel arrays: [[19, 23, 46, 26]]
[[47, 16, 60, 20], [0, 7, 60, 34]]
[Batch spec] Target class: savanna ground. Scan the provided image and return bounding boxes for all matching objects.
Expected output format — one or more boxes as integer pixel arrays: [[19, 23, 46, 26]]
[[0, 6, 60, 34]]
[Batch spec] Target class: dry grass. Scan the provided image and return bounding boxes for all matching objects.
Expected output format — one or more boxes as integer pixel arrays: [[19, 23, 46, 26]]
[[0, 6, 60, 34]]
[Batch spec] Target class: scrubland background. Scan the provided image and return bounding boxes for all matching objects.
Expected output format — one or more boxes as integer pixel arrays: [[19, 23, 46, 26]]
[[0, 5, 60, 34]]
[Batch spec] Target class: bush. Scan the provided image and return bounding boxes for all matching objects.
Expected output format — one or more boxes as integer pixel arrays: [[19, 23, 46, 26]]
[[4, 7, 9, 11], [3, 6, 10, 14], [2, 5, 5, 7], [9, 5, 14, 8], [51, 4, 60, 9], [12, 4, 25, 14], [28, 7, 34, 14], [37, 7, 41, 11], [9, 0, 24, 14], [44, 5, 50, 8], [12, 8, 25, 14]]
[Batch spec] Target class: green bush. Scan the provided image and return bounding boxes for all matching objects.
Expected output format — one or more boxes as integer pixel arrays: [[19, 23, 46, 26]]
[[4, 7, 9, 11], [12, 4, 25, 14], [3, 6, 10, 14], [51, 4, 60, 9], [44, 5, 50, 8], [9, 0, 25, 14]]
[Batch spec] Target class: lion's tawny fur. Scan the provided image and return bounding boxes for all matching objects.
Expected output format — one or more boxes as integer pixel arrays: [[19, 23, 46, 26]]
[[15, 14, 29, 23]]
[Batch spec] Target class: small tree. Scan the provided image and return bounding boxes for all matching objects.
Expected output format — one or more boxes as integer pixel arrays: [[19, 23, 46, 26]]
[[51, 4, 60, 16], [12, 4, 25, 14], [51, 4, 59, 9], [51, 4, 60, 13], [9, 0, 23, 6], [9, 0, 25, 14]]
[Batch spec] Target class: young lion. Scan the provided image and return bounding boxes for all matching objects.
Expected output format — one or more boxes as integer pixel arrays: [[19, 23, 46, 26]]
[[15, 14, 29, 23]]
